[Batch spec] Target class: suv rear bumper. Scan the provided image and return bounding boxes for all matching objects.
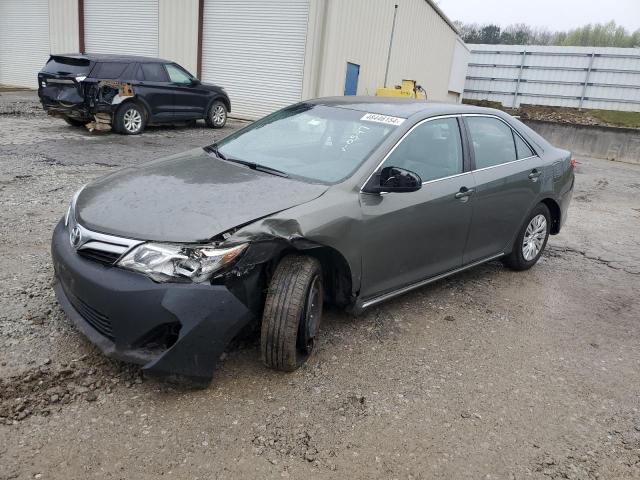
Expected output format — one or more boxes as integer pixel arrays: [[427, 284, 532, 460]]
[[51, 220, 254, 385]]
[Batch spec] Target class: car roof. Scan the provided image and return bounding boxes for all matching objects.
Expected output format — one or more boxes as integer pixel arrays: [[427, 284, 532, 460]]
[[306, 96, 505, 119], [51, 53, 171, 64], [306, 96, 553, 152]]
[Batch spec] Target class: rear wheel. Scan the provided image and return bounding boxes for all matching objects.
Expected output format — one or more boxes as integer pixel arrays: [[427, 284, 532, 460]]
[[205, 100, 227, 129], [261, 255, 323, 371], [502, 203, 551, 271], [63, 117, 88, 127], [114, 103, 146, 135]]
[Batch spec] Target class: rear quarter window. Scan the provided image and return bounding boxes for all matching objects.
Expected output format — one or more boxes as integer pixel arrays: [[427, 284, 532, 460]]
[[514, 132, 535, 159]]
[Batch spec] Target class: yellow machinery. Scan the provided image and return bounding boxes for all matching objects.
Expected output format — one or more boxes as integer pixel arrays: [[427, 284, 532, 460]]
[[375, 79, 426, 100]]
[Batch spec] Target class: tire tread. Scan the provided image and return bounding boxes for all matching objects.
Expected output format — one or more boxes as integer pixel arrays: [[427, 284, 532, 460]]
[[261, 255, 322, 371]]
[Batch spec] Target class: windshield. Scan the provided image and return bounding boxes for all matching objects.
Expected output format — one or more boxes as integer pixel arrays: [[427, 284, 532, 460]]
[[214, 104, 401, 184]]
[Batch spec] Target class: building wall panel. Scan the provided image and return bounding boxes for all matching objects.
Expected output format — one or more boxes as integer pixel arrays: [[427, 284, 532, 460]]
[[158, 0, 198, 74], [201, 0, 310, 119], [0, 0, 50, 87], [84, 0, 159, 56], [448, 37, 470, 98], [49, 0, 79, 54], [311, 0, 461, 102]]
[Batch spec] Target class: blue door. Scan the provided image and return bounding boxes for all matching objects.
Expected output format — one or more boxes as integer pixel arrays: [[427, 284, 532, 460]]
[[344, 62, 360, 96]]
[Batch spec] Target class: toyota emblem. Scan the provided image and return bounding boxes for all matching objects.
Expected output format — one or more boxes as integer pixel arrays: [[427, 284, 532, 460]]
[[70, 226, 82, 248]]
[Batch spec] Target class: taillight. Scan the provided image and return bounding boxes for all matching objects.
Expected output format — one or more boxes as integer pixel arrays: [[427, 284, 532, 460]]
[[570, 158, 577, 170]]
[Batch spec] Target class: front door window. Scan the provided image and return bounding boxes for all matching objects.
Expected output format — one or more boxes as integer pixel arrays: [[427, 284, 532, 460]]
[[165, 64, 192, 84], [382, 118, 463, 182]]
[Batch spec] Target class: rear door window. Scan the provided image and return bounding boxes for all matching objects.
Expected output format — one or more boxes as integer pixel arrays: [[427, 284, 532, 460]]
[[141, 63, 168, 82], [466, 117, 517, 169], [382, 118, 463, 182], [92, 62, 128, 79]]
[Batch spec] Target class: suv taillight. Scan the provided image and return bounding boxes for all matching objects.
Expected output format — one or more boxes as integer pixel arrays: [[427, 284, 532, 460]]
[[570, 158, 577, 170]]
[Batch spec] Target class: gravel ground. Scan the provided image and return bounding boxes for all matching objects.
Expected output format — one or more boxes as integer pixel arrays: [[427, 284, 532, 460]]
[[1, 91, 639, 480]]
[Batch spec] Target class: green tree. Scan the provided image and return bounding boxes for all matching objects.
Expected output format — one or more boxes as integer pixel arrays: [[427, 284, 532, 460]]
[[456, 20, 639, 47]]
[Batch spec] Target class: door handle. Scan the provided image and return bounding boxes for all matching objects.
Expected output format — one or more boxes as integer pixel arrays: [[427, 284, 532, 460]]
[[528, 169, 542, 180], [454, 187, 475, 199]]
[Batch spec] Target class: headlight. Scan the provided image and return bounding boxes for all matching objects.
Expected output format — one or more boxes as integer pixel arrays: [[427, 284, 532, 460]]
[[118, 243, 247, 283]]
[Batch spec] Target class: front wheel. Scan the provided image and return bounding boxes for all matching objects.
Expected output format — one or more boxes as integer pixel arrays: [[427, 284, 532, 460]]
[[205, 100, 227, 129], [261, 255, 324, 371], [502, 203, 551, 271]]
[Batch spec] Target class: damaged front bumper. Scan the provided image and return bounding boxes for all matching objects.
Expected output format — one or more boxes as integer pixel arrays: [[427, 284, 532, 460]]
[[51, 220, 254, 385]]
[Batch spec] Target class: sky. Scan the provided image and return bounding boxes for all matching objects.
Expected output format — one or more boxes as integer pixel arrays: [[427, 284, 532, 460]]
[[436, 0, 640, 31]]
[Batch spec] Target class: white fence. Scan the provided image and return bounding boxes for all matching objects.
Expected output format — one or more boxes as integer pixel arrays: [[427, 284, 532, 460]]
[[463, 45, 640, 112]]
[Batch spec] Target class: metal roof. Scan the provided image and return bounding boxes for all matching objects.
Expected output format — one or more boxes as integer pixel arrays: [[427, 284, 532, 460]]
[[423, 0, 460, 36]]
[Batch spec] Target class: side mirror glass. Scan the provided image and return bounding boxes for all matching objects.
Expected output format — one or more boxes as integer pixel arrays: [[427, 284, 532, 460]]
[[363, 166, 422, 194]]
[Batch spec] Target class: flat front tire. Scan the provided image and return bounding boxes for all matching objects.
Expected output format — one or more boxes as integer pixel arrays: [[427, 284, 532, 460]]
[[261, 255, 323, 372], [114, 103, 146, 135], [502, 203, 551, 271]]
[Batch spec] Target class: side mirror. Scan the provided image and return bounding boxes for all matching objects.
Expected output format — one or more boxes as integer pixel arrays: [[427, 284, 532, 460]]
[[190, 78, 201, 86], [362, 166, 422, 194]]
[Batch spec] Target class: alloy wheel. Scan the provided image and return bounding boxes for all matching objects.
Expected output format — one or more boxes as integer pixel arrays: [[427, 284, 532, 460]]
[[522, 214, 547, 261], [123, 108, 143, 133], [211, 105, 226, 126]]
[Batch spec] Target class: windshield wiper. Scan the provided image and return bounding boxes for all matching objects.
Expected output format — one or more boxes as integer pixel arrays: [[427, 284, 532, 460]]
[[204, 145, 289, 178], [225, 158, 290, 178], [203, 143, 227, 161]]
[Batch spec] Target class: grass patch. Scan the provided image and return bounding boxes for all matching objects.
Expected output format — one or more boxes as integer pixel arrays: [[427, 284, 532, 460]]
[[462, 99, 505, 110], [462, 99, 640, 129], [587, 109, 640, 129]]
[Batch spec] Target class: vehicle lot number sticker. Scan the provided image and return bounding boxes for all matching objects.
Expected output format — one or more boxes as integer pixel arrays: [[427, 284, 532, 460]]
[[360, 113, 406, 126]]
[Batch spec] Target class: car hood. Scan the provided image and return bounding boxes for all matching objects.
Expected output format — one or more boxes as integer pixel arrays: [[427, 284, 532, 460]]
[[75, 148, 328, 242]]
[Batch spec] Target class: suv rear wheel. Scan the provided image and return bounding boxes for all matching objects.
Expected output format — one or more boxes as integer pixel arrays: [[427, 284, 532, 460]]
[[205, 100, 227, 129], [502, 203, 551, 271], [114, 103, 146, 135], [64, 117, 88, 127], [261, 255, 324, 371]]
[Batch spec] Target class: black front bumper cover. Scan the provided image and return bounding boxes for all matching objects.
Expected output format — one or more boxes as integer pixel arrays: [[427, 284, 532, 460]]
[[51, 220, 254, 384]]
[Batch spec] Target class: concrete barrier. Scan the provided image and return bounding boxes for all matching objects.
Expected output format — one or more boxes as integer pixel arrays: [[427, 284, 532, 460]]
[[523, 120, 640, 165]]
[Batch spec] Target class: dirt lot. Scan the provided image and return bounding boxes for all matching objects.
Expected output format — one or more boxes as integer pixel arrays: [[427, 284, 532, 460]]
[[1, 91, 639, 480]]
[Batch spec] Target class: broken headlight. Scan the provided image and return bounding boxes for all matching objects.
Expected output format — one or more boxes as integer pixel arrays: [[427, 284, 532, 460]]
[[117, 243, 247, 283]]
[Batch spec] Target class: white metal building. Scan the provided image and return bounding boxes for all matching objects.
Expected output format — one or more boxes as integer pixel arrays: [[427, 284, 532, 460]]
[[464, 44, 640, 112], [0, 0, 469, 119]]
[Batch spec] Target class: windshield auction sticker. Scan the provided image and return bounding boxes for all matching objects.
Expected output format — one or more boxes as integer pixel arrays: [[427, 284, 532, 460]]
[[360, 113, 406, 126]]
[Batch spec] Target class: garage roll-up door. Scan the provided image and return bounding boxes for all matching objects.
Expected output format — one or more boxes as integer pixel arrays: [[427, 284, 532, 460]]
[[0, 0, 50, 88], [84, 0, 159, 56], [201, 0, 310, 119]]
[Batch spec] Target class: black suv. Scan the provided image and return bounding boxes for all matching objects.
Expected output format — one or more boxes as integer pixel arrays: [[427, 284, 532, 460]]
[[38, 54, 231, 135]]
